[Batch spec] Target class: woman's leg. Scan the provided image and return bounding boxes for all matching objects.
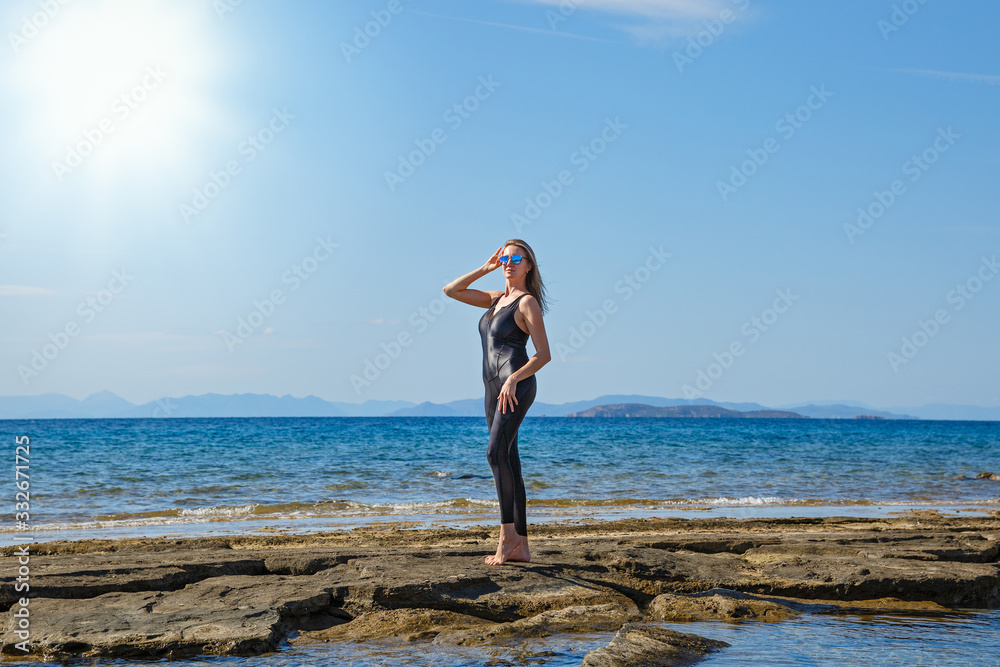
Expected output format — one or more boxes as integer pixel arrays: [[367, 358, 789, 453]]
[[486, 391, 516, 528], [508, 431, 528, 538], [485, 379, 512, 564], [486, 377, 534, 529], [485, 376, 535, 564]]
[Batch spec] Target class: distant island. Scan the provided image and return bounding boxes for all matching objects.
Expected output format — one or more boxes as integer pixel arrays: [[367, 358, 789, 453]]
[[567, 403, 807, 419], [8, 391, 998, 420]]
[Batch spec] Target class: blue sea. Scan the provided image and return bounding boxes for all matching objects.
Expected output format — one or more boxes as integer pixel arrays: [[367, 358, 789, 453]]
[[3, 417, 998, 544], [2, 417, 998, 665]]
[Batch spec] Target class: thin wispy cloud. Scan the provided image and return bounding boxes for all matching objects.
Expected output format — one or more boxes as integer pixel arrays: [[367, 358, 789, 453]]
[[514, 0, 730, 20], [896, 68, 1000, 85], [618, 20, 711, 44], [500, 0, 751, 45], [410, 10, 620, 43]]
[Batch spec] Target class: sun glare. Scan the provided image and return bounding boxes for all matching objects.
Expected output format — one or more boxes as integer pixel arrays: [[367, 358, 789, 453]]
[[7, 0, 228, 188]]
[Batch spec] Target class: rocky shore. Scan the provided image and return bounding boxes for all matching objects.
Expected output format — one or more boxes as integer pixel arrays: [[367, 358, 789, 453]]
[[2, 511, 998, 665]]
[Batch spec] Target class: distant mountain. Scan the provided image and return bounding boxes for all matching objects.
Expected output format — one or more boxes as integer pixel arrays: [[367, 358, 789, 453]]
[[0, 393, 996, 420], [886, 403, 1000, 421], [120, 393, 349, 418], [779, 400, 1000, 420], [567, 403, 807, 419], [330, 399, 416, 417], [389, 399, 481, 417], [0, 393, 98, 419], [384, 395, 775, 418], [389, 401, 467, 417], [781, 403, 916, 420], [553, 394, 773, 415], [81, 390, 137, 417], [779, 399, 873, 408]]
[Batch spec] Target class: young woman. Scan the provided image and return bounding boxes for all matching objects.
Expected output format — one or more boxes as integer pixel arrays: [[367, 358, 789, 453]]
[[443, 239, 550, 565]]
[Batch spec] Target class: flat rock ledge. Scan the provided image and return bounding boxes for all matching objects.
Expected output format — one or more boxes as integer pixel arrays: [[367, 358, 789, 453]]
[[0, 512, 996, 663], [582, 623, 729, 667]]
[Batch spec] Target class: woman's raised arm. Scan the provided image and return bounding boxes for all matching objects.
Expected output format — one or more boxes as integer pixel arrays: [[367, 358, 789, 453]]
[[442, 246, 503, 308]]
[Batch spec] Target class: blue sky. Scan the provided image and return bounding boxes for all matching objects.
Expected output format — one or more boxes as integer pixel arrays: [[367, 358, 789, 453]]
[[1, 0, 997, 409]]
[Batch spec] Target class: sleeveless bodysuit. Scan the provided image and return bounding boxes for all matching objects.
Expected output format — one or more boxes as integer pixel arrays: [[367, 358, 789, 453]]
[[479, 293, 536, 537]]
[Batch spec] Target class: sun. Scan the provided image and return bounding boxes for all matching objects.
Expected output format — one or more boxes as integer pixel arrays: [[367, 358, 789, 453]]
[[5, 0, 229, 188]]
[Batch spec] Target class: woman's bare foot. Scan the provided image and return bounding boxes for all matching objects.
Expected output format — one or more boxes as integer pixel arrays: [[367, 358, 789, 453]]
[[485, 524, 531, 565], [485, 536, 530, 565], [508, 536, 531, 562]]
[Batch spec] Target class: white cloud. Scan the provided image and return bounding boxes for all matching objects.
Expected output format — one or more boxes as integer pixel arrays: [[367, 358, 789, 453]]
[[509, 0, 752, 45], [420, 1, 751, 45], [519, 0, 731, 20], [618, 20, 708, 44]]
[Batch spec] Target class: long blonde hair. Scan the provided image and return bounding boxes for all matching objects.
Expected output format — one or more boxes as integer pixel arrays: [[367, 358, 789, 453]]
[[503, 238, 549, 315]]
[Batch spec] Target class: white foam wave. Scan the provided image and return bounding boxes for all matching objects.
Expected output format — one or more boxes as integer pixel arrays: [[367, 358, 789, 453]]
[[3, 497, 997, 537], [700, 496, 785, 506], [178, 504, 258, 517]]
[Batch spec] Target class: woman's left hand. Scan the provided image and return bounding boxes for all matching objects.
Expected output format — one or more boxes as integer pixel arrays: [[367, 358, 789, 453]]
[[497, 377, 519, 414]]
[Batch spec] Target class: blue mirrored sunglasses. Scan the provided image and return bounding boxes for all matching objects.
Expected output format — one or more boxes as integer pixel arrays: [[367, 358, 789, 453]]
[[499, 255, 523, 265]]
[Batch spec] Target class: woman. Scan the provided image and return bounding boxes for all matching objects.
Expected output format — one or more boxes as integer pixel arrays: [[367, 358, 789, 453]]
[[443, 240, 551, 565]]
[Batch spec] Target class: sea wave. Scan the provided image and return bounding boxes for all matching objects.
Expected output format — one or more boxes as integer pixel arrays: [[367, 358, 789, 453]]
[[4, 496, 997, 535]]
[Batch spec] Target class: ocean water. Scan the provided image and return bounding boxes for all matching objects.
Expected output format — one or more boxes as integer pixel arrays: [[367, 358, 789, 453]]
[[2, 417, 998, 666], [1, 611, 998, 666], [2, 417, 998, 544], [34, 610, 995, 666]]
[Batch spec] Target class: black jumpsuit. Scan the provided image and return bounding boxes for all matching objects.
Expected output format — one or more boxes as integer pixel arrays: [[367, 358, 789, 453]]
[[479, 293, 536, 537]]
